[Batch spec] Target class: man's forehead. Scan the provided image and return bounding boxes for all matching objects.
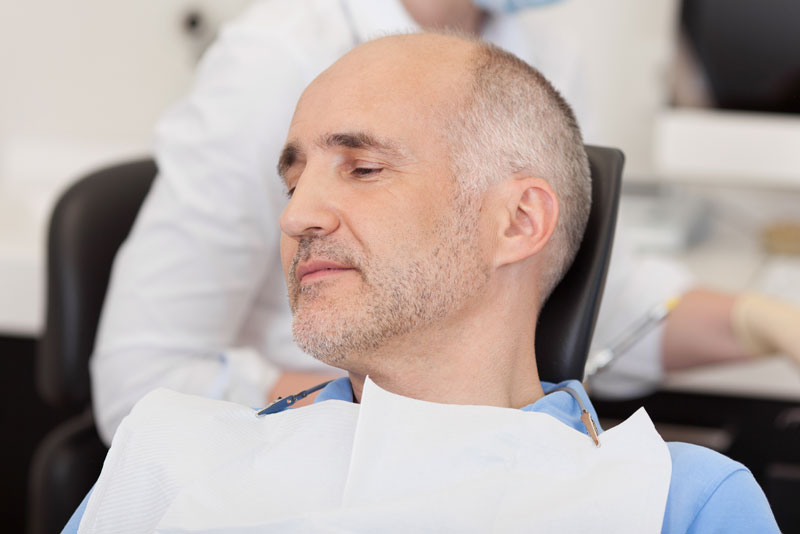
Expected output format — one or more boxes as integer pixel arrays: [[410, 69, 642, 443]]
[[291, 34, 476, 127], [325, 33, 477, 83]]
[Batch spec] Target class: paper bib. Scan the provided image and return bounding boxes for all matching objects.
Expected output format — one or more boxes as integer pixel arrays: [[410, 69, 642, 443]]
[[80, 379, 671, 533]]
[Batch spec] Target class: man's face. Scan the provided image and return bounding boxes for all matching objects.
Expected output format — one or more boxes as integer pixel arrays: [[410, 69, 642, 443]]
[[278, 37, 491, 367]]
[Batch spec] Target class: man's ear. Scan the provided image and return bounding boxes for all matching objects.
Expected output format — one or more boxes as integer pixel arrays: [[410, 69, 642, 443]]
[[494, 176, 559, 268]]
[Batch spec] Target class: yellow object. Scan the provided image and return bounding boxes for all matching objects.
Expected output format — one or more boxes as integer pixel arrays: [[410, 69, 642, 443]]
[[665, 297, 681, 313], [731, 293, 800, 360], [762, 221, 800, 255]]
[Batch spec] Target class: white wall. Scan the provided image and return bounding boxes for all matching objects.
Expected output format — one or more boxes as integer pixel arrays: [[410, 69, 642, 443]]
[[519, 0, 680, 178], [0, 0, 251, 335], [0, 0, 252, 186], [0, 0, 683, 185]]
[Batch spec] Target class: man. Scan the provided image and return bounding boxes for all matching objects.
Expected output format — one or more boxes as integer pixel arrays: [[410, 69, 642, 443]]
[[91, 0, 800, 448], [90, 0, 590, 444], [67, 33, 778, 532]]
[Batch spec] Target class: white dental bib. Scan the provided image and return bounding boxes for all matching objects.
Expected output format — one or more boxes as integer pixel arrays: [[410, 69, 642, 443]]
[[80, 378, 671, 533]]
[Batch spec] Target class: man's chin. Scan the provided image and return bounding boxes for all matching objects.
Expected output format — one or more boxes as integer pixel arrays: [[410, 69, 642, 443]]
[[291, 306, 353, 364], [292, 329, 349, 366], [289, 276, 360, 313], [291, 306, 394, 367]]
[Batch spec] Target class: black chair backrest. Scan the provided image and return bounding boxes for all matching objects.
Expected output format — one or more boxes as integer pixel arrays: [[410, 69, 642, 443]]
[[535, 146, 624, 383], [37, 147, 622, 408], [37, 160, 157, 408]]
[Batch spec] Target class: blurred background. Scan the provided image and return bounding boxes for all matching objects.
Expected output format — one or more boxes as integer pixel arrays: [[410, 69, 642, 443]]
[[1, 0, 798, 531]]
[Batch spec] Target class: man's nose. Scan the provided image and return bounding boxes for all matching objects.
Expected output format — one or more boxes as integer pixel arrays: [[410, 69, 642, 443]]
[[279, 168, 340, 238]]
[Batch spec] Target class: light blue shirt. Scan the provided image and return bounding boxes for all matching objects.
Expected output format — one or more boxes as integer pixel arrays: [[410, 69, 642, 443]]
[[64, 378, 779, 533]]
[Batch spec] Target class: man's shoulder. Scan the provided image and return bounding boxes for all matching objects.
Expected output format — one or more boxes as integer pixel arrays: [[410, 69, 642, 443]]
[[666, 441, 745, 484], [127, 388, 228, 418], [116, 389, 257, 445], [663, 442, 779, 533]]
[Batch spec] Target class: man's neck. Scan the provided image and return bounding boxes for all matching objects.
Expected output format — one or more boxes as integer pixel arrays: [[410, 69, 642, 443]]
[[346, 298, 545, 409]]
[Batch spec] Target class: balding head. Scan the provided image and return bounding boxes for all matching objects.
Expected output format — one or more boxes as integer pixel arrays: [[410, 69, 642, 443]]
[[291, 33, 590, 305], [445, 40, 591, 304], [292, 33, 478, 153], [278, 32, 589, 367]]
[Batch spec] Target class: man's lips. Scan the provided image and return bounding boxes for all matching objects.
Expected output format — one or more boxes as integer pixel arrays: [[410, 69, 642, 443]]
[[295, 259, 355, 283]]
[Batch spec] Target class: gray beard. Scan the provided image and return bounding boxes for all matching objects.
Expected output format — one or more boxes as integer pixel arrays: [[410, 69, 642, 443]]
[[287, 198, 488, 366]]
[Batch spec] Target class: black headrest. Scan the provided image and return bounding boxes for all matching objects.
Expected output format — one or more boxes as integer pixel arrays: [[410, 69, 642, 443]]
[[37, 159, 157, 408], [535, 146, 624, 383]]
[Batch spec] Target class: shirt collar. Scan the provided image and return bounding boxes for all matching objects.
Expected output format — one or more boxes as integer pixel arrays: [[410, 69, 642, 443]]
[[527, 379, 603, 434], [315, 376, 355, 403], [315, 377, 602, 436]]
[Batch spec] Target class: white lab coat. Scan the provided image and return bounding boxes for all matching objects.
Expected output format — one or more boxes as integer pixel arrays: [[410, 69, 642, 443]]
[[588, 218, 693, 399], [90, 0, 685, 444]]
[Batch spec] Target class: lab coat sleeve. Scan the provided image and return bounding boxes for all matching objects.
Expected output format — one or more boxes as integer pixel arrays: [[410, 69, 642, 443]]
[[588, 219, 694, 399], [90, 8, 317, 445]]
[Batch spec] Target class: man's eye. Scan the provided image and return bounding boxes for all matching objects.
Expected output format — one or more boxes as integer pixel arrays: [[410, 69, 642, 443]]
[[286, 187, 295, 198], [352, 167, 382, 177]]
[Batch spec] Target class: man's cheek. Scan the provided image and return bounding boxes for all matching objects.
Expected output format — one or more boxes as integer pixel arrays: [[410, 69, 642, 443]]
[[279, 236, 296, 281]]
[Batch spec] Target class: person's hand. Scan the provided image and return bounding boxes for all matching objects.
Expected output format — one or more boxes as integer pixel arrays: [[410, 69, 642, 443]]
[[268, 371, 344, 408], [732, 293, 800, 363]]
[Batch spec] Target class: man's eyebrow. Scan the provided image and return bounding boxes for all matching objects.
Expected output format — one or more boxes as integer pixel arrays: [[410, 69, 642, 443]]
[[277, 131, 409, 183], [318, 131, 408, 159], [277, 141, 302, 184]]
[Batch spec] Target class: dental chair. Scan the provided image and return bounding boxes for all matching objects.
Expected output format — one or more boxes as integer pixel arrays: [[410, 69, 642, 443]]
[[28, 160, 156, 534], [28, 147, 623, 534], [536, 146, 623, 382]]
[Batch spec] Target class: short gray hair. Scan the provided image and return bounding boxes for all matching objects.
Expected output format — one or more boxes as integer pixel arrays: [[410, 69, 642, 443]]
[[446, 41, 591, 305]]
